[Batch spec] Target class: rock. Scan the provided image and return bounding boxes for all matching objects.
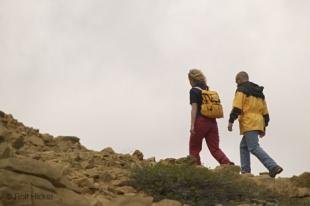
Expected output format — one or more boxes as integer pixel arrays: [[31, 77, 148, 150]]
[[0, 169, 62, 206], [110, 195, 153, 206], [81, 159, 95, 169], [292, 172, 310, 188], [57, 176, 82, 193], [0, 111, 5, 118], [0, 136, 5, 144], [12, 136, 25, 149], [56, 136, 80, 143], [75, 177, 95, 191], [152, 199, 183, 206], [0, 158, 63, 183], [91, 197, 111, 206], [295, 187, 310, 197], [114, 186, 137, 194], [56, 188, 91, 206], [31, 186, 62, 206], [132, 150, 144, 161], [0, 143, 14, 159], [0, 169, 56, 192], [41, 133, 54, 142], [0, 183, 32, 206], [29, 135, 45, 146], [101, 147, 115, 154]]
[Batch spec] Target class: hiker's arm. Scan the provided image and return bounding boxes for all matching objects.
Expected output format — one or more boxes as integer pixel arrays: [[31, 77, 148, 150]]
[[190, 103, 198, 133], [228, 92, 244, 131], [263, 99, 270, 127]]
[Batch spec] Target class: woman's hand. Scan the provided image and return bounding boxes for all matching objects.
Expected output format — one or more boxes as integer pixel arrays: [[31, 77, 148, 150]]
[[190, 125, 195, 134]]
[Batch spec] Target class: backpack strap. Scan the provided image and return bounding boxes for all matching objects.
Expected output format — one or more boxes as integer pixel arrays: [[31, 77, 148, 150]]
[[193, 87, 211, 102], [193, 87, 203, 91]]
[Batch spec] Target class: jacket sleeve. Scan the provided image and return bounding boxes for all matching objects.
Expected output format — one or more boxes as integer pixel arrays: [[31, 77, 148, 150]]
[[229, 91, 244, 123], [262, 99, 270, 127]]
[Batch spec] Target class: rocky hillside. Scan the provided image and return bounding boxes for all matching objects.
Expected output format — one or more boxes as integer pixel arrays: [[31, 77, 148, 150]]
[[0, 111, 309, 206]]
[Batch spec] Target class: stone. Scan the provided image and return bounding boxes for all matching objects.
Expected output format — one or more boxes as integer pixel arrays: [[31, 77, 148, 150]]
[[0, 169, 56, 192], [110, 195, 153, 206], [12, 136, 25, 149], [29, 135, 45, 146], [0, 158, 63, 183], [75, 177, 95, 191], [56, 188, 91, 206], [90, 195, 111, 206], [0, 184, 32, 206], [40, 133, 54, 142], [32, 186, 61, 206], [132, 150, 144, 161], [56, 136, 80, 143], [114, 186, 137, 194], [57, 176, 82, 193], [101, 147, 115, 154], [0, 143, 14, 159], [295, 187, 310, 197], [152, 199, 182, 206]]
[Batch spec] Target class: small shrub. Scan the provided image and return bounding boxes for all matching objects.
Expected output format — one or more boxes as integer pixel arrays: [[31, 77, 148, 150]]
[[291, 172, 310, 189], [130, 164, 272, 206]]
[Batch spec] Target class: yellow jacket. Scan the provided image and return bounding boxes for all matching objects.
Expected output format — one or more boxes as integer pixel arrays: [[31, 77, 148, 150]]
[[229, 82, 269, 135]]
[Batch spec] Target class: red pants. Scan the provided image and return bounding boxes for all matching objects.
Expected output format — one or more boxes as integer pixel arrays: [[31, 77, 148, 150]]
[[189, 115, 231, 165]]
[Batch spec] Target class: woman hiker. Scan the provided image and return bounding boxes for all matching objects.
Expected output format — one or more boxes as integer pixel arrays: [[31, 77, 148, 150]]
[[188, 68, 233, 166]]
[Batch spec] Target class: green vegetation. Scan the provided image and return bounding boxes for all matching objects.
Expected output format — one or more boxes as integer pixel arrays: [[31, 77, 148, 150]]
[[130, 163, 274, 206], [291, 172, 310, 189]]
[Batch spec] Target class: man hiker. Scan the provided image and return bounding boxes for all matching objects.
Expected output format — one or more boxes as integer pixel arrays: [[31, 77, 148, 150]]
[[228, 71, 283, 178], [188, 69, 233, 166]]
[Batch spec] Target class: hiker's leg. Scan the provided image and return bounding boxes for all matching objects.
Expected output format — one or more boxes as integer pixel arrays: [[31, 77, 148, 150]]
[[240, 135, 251, 173], [205, 120, 231, 164], [244, 131, 278, 171], [189, 116, 206, 165]]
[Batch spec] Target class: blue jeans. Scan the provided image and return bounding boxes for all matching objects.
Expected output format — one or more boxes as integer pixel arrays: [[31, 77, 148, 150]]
[[240, 131, 278, 173]]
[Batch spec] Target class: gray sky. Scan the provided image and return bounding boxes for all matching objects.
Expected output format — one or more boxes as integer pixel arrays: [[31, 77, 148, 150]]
[[1, 0, 309, 177]]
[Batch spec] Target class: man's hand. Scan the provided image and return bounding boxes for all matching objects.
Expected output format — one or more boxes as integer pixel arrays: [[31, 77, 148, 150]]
[[228, 123, 233, 132], [259, 131, 266, 138]]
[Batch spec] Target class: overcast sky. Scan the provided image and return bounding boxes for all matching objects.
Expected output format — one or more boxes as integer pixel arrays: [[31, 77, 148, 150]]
[[1, 0, 309, 177]]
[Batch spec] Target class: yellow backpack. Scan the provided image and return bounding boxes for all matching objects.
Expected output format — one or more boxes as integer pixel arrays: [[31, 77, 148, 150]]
[[194, 87, 224, 118]]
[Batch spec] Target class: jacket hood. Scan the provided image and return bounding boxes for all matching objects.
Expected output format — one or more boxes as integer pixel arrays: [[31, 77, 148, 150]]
[[237, 81, 265, 99]]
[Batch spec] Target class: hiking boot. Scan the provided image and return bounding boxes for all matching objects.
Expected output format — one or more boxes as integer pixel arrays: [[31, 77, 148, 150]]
[[229, 162, 235, 165], [269, 166, 283, 178]]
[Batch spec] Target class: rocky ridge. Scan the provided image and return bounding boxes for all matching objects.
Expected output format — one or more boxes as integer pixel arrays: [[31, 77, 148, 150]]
[[0, 111, 309, 206]]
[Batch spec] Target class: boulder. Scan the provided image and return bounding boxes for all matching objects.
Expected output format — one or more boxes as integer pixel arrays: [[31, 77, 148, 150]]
[[110, 195, 153, 206], [28, 135, 45, 146], [56, 136, 80, 144], [132, 150, 144, 161], [0, 158, 63, 182], [101, 147, 115, 154], [152, 199, 183, 206], [56, 188, 91, 206], [12, 136, 25, 149], [0, 143, 14, 159], [0, 169, 56, 192]]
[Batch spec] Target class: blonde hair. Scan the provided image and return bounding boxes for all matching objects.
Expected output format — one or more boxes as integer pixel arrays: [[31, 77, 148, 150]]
[[188, 69, 206, 85]]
